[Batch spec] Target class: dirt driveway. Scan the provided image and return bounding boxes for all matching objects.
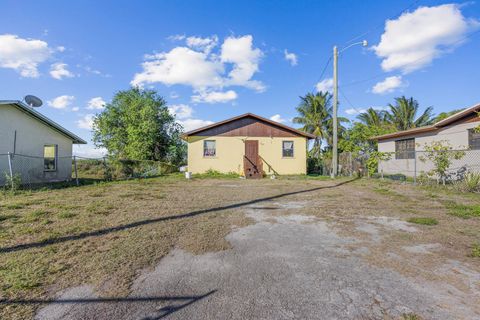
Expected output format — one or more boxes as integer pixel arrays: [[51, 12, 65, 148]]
[[31, 178, 480, 320]]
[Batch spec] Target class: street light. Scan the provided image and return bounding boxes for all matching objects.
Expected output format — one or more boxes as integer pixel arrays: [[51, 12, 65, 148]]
[[331, 40, 368, 178]]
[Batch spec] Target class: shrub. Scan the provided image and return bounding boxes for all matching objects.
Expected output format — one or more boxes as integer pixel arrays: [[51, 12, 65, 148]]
[[3, 173, 22, 193], [418, 140, 465, 185], [407, 217, 438, 225], [366, 152, 391, 177], [455, 171, 480, 193]]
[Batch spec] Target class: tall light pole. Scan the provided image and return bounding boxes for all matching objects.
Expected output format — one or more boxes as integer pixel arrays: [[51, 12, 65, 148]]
[[331, 40, 368, 178]]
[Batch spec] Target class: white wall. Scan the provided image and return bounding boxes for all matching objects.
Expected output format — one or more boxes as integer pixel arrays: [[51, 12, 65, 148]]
[[378, 120, 480, 177], [0, 105, 74, 185]]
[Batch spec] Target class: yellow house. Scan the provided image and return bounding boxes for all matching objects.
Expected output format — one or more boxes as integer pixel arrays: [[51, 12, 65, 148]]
[[183, 113, 315, 178]]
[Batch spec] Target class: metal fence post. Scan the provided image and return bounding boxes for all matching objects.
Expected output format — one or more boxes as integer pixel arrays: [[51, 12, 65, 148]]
[[73, 155, 79, 186], [413, 150, 417, 185], [7, 152, 14, 189]]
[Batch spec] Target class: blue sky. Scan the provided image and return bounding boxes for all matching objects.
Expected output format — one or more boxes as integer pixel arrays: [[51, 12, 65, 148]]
[[1, 0, 479, 156]]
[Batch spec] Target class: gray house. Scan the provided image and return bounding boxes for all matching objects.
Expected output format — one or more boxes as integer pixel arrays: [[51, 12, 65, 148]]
[[0, 100, 86, 185], [373, 103, 480, 177]]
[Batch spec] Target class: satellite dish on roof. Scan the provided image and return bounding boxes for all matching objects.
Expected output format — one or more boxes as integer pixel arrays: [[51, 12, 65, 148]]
[[24, 95, 43, 108]]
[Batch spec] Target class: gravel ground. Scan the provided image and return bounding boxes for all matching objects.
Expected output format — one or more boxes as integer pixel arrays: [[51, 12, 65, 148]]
[[35, 196, 480, 320]]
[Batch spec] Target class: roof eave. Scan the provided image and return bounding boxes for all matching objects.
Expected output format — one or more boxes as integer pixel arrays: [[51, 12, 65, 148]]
[[183, 113, 316, 139], [0, 100, 87, 144]]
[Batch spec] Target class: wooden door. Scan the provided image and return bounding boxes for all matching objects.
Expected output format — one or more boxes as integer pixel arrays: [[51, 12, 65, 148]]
[[244, 140, 262, 179]]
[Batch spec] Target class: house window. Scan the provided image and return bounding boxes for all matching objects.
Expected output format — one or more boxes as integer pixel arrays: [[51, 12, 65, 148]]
[[44, 145, 57, 171], [282, 141, 294, 157], [469, 129, 480, 150], [395, 138, 415, 159], [203, 140, 216, 157]]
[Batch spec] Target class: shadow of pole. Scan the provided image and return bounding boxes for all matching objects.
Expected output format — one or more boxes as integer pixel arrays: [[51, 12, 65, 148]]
[[0, 178, 358, 254], [0, 290, 217, 320]]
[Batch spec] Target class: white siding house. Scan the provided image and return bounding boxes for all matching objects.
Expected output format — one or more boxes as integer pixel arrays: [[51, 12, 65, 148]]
[[373, 103, 480, 177], [0, 100, 86, 185]]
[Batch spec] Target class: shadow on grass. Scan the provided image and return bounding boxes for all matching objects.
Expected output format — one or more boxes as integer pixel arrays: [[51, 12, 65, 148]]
[[0, 290, 216, 320], [0, 178, 358, 254]]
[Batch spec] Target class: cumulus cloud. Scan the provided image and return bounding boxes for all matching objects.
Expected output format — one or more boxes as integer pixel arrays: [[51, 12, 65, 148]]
[[47, 95, 75, 109], [76, 114, 95, 130], [49, 62, 74, 79], [168, 104, 193, 119], [372, 76, 406, 94], [284, 50, 298, 66], [191, 90, 237, 104], [132, 34, 265, 101], [0, 34, 52, 77], [87, 97, 106, 110], [72, 107, 80, 112], [178, 118, 214, 132], [315, 78, 334, 93], [373, 4, 479, 73], [186, 35, 218, 54], [270, 114, 287, 123], [221, 35, 265, 91]]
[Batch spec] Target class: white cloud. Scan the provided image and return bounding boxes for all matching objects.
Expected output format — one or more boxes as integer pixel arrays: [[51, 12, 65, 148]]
[[87, 97, 106, 110], [345, 108, 366, 115], [186, 35, 218, 54], [315, 78, 334, 92], [73, 144, 107, 158], [76, 114, 95, 130], [49, 62, 74, 79], [47, 95, 75, 109], [168, 104, 193, 119], [0, 34, 52, 77], [56, 46, 66, 52], [170, 92, 180, 99], [72, 107, 79, 112], [373, 4, 479, 73], [372, 76, 406, 94], [178, 118, 214, 132], [191, 90, 237, 104], [131, 47, 224, 89], [270, 114, 287, 123], [221, 35, 265, 91], [132, 34, 264, 101], [284, 49, 298, 66]]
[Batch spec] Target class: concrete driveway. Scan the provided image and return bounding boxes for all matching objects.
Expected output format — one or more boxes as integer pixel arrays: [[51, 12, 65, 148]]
[[36, 194, 480, 320]]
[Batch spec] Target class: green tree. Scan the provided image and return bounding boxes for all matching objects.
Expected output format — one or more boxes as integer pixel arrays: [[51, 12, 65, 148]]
[[357, 108, 389, 127], [340, 122, 394, 156], [419, 140, 465, 185], [93, 88, 185, 163], [432, 108, 465, 122], [292, 91, 348, 157], [387, 96, 433, 131]]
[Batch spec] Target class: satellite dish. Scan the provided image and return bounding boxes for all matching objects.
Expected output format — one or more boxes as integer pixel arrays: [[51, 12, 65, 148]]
[[24, 95, 43, 108]]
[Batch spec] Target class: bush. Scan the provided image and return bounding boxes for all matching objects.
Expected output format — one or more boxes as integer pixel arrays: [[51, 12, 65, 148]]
[[3, 173, 22, 193], [454, 171, 480, 193]]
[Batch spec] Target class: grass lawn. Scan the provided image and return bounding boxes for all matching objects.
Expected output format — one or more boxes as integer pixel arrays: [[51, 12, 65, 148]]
[[0, 175, 479, 319]]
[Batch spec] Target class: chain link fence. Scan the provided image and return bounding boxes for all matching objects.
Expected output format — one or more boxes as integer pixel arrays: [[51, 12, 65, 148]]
[[378, 149, 480, 183], [0, 153, 179, 189]]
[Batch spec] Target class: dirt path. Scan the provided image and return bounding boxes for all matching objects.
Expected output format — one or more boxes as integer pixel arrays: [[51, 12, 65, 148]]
[[35, 191, 480, 320]]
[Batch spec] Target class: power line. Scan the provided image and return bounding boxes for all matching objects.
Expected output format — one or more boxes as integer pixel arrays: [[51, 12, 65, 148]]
[[342, 28, 480, 88], [338, 87, 365, 116], [343, 0, 421, 46], [314, 55, 332, 89]]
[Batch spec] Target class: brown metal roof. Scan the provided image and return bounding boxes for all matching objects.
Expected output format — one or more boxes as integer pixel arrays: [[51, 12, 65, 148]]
[[371, 102, 480, 141], [182, 113, 316, 139]]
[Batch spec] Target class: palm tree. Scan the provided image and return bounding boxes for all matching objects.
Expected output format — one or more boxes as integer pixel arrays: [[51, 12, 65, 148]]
[[387, 96, 433, 131], [293, 91, 348, 157], [357, 108, 388, 127]]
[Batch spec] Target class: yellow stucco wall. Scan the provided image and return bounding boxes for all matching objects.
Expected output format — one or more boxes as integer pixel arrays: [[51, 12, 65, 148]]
[[186, 136, 307, 175]]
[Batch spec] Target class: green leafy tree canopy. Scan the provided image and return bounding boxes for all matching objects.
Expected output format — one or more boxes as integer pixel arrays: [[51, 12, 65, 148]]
[[93, 88, 185, 163]]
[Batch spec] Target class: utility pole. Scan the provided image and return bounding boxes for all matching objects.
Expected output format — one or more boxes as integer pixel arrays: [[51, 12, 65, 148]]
[[331, 46, 339, 178], [330, 40, 367, 178]]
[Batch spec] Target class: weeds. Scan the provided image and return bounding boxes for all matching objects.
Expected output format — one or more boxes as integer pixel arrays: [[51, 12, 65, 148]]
[[471, 243, 480, 258], [407, 217, 438, 225], [444, 201, 480, 218]]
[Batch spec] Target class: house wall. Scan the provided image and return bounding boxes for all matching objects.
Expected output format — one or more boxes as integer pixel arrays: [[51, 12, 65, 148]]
[[186, 136, 308, 175], [0, 105, 74, 185], [378, 120, 480, 177]]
